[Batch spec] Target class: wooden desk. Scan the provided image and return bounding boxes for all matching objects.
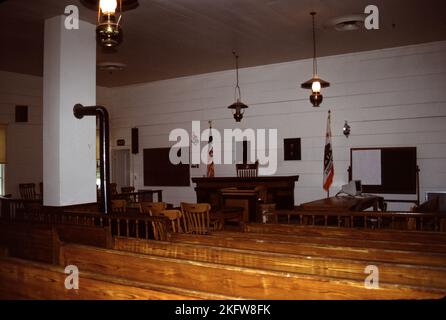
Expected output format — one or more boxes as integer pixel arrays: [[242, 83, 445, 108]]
[[220, 187, 262, 223], [299, 195, 385, 212], [113, 190, 163, 203], [191, 176, 299, 210]]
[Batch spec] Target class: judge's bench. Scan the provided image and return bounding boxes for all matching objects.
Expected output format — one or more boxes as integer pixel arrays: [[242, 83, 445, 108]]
[[191, 176, 299, 223]]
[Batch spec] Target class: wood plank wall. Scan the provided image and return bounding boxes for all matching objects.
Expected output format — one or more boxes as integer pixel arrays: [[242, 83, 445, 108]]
[[106, 41, 446, 209]]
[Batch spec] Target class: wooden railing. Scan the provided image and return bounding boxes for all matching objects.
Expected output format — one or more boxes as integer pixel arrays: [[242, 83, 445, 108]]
[[0, 197, 170, 241], [272, 209, 446, 232], [0, 197, 42, 219]]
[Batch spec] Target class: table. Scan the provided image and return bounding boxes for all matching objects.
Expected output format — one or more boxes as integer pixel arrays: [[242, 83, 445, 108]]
[[299, 195, 385, 212], [192, 176, 299, 210], [114, 190, 163, 203]]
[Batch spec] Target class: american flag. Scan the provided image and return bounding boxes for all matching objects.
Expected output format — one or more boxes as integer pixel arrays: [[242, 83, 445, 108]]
[[323, 110, 334, 192], [207, 121, 215, 177]]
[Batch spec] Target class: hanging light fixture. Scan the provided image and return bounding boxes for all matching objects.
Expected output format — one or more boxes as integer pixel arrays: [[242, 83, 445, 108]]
[[301, 12, 330, 107], [228, 52, 248, 122], [80, 0, 139, 48], [96, 0, 122, 48]]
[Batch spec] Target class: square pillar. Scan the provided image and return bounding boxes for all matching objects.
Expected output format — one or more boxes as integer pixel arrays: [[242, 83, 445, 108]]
[[43, 15, 97, 206]]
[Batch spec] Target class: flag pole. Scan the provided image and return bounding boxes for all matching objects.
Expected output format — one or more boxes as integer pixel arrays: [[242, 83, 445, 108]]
[[327, 110, 330, 199], [323, 109, 334, 199]]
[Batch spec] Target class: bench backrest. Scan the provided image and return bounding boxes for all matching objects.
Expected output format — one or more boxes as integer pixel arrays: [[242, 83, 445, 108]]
[[113, 236, 446, 290], [0, 221, 59, 264], [59, 243, 446, 299]]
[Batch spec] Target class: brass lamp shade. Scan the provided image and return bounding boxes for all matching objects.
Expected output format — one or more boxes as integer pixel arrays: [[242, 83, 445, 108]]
[[301, 77, 330, 90], [228, 100, 249, 122]]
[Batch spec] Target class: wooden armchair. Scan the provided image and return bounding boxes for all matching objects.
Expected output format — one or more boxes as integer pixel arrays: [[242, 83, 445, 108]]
[[139, 202, 167, 216], [236, 161, 259, 178], [19, 183, 37, 200], [160, 209, 184, 233], [181, 202, 212, 235]]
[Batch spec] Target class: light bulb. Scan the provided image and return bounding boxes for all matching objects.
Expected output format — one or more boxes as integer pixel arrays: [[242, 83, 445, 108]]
[[99, 0, 117, 15], [311, 81, 321, 93]]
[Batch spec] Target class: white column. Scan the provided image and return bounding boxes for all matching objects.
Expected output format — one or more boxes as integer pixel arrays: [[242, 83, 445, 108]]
[[43, 15, 96, 206]]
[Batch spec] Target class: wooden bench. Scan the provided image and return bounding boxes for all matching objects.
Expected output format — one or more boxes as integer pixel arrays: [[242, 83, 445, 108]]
[[114, 236, 446, 290], [245, 223, 446, 244], [0, 221, 113, 264], [170, 232, 446, 267], [59, 243, 446, 299], [0, 256, 230, 300], [0, 221, 59, 264], [56, 224, 112, 249], [212, 230, 446, 254]]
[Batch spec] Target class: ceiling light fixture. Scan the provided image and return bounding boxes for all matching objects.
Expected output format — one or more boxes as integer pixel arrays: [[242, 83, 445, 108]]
[[80, 0, 139, 48], [96, 0, 122, 48], [228, 51, 248, 122], [301, 12, 330, 107]]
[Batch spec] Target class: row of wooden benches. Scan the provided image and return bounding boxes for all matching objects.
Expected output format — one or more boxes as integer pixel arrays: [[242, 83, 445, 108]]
[[1, 220, 445, 299]]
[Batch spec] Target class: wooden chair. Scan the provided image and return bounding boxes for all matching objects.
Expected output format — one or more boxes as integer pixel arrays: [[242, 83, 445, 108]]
[[19, 183, 37, 200], [236, 161, 259, 178], [180, 202, 213, 235], [160, 209, 183, 233], [139, 202, 167, 216], [140, 202, 168, 239], [111, 199, 127, 213]]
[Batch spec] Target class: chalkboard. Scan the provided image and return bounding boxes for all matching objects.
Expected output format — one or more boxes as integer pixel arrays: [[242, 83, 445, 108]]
[[144, 148, 190, 187], [350, 147, 417, 194]]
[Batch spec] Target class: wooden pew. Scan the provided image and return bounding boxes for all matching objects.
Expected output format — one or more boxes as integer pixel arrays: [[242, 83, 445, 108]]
[[59, 243, 446, 299], [170, 232, 446, 267], [114, 236, 446, 290], [0, 257, 231, 300], [245, 223, 446, 244], [208, 230, 446, 254], [0, 221, 59, 264], [0, 221, 113, 264], [56, 224, 112, 249]]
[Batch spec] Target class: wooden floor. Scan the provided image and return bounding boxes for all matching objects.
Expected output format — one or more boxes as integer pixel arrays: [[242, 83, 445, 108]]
[[1, 219, 446, 300]]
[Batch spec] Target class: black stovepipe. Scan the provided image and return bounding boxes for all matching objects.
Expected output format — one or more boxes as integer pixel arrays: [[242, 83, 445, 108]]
[[73, 103, 111, 214]]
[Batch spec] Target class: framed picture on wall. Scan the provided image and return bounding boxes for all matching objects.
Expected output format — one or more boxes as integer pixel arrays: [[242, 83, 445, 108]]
[[284, 138, 301, 161]]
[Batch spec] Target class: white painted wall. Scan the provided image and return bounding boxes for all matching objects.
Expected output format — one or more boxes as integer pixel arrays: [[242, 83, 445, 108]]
[[0, 70, 43, 197], [0, 71, 111, 198], [2, 41, 445, 208], [107, 41, 446, 210]]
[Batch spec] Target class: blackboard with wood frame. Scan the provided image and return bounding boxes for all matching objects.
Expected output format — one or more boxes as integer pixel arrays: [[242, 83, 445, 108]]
[[349, 147, 418, 195], [143, 148, 190, 187]]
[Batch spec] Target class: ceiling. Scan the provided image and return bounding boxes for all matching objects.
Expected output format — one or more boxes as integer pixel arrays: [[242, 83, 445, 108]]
[[1, 0, 446, 87]]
